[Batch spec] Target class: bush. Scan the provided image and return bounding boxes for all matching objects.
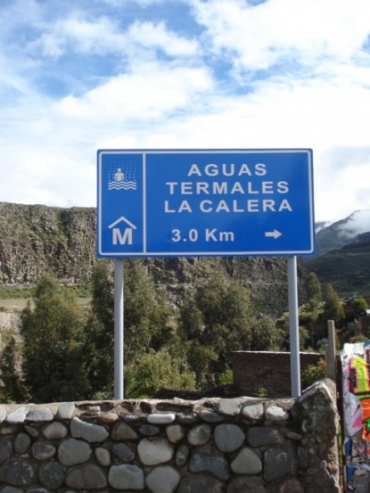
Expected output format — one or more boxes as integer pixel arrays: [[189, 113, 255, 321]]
[[218, 368, 233, 386], [301, 359, 326, 389], [125, 349, 196, 398], [349, 335, 368, 343], [254, 386, 268, 398]]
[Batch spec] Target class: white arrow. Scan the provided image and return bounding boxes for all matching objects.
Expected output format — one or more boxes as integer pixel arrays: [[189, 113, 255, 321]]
[[265, 230, 282, 239]]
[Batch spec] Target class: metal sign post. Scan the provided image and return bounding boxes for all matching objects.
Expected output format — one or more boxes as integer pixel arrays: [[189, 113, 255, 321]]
[[97, 149, 315, 399], [288, 256, 301, 397], [114, 259, 124, 399]]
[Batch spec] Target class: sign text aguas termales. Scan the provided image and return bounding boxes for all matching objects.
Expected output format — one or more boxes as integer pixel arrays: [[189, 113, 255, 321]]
[[164, 161, 292, 215]]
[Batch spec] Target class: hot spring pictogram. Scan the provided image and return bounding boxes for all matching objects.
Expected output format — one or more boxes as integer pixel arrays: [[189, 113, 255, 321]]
[[108, 166, 137, 191]]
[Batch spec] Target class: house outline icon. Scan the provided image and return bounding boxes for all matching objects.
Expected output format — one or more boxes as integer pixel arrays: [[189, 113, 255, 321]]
[[108, 216, 137, 245]]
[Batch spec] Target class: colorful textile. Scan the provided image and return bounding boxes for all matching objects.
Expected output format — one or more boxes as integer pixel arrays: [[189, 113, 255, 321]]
[[349, 355, 370, 439]]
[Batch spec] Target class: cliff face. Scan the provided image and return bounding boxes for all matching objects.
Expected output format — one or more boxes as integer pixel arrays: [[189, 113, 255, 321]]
[[0, 202, 306, 316], [0, 203, 96, 285]]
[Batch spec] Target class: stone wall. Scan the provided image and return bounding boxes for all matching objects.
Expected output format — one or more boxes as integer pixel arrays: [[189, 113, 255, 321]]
[[0, 380, 340, 492], [233, 351, 324, 398]]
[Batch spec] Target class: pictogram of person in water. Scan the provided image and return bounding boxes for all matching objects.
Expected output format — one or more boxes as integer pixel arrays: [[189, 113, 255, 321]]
[[114, 168, 124, 181]]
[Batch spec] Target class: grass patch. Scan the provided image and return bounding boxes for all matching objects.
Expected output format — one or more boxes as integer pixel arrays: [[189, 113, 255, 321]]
[[0, 283, 91, 300], [0, 287, 35, 299], [0, 297, 91, 312], [0, 299, 32, 311]]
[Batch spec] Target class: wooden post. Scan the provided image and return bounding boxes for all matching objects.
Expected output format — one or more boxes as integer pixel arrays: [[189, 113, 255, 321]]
[[326, 320, 336, 380]]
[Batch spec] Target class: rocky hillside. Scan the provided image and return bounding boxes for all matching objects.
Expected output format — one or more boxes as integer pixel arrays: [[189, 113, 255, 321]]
[[0, 202, 307, 317], [0, 202, 96, 285]]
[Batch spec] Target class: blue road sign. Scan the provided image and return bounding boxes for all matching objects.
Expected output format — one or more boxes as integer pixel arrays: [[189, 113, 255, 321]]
[[97, 149, 315, 257]]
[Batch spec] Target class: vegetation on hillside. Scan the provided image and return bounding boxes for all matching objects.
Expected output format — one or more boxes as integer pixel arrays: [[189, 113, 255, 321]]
[[0, 203, 368, 401], [306, 242, 370, 297], [0, 263, 362, 403]]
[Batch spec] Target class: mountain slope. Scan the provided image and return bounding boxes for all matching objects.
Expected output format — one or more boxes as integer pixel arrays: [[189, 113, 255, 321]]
[[306, 210, 370, 296], [306, 234, 370, 296], [315, 209, 370, 256], [0, 202, 306, 317]]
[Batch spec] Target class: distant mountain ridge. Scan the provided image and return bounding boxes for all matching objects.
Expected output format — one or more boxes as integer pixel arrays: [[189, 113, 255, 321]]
[[308, 210, 370, 296], [315, 209, 370, 256], [350, 232, 370, 245]]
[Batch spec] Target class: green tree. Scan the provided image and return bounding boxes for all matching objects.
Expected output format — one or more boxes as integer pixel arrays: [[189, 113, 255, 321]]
[[86, 260, 177, 397], [179, 275, 252, 387], [276, 314, 309, 351], [84, 260, 115, 397], [123, 260, 174, 362], [90, 260, 114, 332], [322, 283, 344, 322], [186, 342, 219, 388], [0, 336, 27, 403], [304, 273, 323, 348], [305, 272, 322, 310], [352, 298, 368, 319], [20, 274, 90, 402], [308, 310, 320, 349], [250, 315, 283, 351]]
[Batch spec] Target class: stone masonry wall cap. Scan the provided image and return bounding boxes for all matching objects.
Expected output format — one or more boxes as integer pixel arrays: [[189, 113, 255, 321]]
[[0, 382, 340, 493]]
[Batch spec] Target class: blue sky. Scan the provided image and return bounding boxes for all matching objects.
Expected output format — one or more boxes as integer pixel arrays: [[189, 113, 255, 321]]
[[1, 0, 370, 223]]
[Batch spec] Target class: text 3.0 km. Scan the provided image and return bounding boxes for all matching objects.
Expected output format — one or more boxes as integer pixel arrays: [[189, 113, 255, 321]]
[[171, 228, 235, 243]]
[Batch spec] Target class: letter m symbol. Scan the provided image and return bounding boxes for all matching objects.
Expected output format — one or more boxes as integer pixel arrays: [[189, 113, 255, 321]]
[[112, 228, 133, 245], [108, 216, 137, 246]]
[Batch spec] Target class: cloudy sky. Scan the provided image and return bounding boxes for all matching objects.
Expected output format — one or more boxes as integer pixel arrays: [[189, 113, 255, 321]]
[[1, 0, 370, 224]]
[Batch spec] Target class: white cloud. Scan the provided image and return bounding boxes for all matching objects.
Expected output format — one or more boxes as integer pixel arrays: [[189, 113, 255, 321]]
[[97, 134, 140, 149], [54, 62, 213, 121], [100, 0, 167, 5], [26, 14, 125, 58], [314, 160, 370, 222], [316, 222, 331, 233], [190, 0, 370, 71], [336, 210, 370, 238], [1, 0, 370, 224], [26, 12, 198, 61], [128, 21, 198, 56], [0, 142, 96, 208]]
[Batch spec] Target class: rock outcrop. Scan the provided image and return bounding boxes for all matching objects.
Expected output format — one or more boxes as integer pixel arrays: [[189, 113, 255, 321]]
[[0, 202, 307, 316], [0, 203, 95, 285]]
